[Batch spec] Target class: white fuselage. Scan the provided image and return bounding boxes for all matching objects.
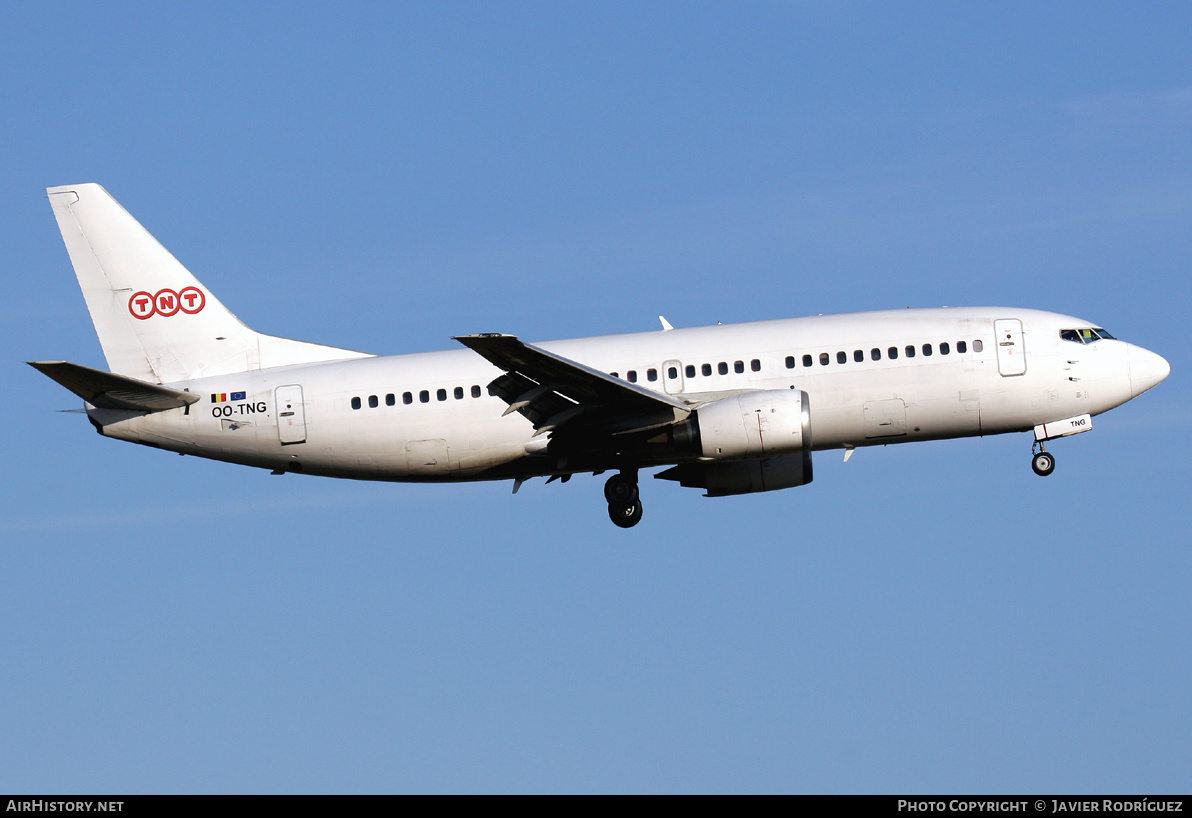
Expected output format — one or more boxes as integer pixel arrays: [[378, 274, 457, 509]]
[[89, 307, 1157, 482]]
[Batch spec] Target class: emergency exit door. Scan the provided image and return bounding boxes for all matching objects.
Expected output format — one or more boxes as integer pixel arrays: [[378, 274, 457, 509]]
[[663, 359, 684, 394]]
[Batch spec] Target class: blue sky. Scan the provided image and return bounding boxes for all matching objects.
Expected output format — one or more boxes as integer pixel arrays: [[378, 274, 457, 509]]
[[2, 2, 1189, 793]]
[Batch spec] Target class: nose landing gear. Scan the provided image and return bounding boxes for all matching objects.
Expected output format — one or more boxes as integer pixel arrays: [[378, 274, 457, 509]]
[[605, 471, 643, 528], [1031, 443, 1056, 476]]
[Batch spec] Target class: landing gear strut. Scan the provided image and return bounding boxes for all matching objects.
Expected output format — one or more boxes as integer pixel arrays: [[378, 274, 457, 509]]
[[605, 471, 642, 528], [1031, 442, 1056, 476]]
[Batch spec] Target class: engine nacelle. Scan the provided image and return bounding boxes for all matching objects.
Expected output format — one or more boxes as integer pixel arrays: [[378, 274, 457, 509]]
[[656, 451, 814, 497], [678, 389, 812, 460]]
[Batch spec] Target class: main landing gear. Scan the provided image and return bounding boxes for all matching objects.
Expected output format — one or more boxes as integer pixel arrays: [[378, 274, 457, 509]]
[[605, 471, 643, 528], [1031, 442, 1056, 476]]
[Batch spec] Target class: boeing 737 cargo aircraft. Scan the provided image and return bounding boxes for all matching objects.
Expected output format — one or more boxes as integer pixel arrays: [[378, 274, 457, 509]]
[[31, 184, 1170, 527]]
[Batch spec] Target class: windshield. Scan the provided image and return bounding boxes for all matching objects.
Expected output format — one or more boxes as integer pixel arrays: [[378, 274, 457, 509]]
[[1060, 327, 1116, 344]]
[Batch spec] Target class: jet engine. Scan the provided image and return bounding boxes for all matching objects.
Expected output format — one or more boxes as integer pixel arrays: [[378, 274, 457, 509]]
[[656, 451, 813, 497], [673, 389, 812, 459], [658, 389, 814, 496]]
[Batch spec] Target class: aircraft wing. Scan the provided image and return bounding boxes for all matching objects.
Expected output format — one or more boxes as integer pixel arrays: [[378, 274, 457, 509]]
[[29, 360, 200, 411], [453, 333, 690, 435]]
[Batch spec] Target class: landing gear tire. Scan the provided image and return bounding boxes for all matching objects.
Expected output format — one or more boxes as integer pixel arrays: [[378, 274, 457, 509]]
[[1032, 451, 1056, 476], [604, 473, 639, 504], [608, 499, 644, 528]]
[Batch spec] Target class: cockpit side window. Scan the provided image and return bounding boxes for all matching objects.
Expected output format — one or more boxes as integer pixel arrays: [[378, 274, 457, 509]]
[[1061, 327, 1116, 344]]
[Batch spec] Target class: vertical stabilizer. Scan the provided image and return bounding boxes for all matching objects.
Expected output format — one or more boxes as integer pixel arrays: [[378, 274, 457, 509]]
[[47, 184, 370, 384]]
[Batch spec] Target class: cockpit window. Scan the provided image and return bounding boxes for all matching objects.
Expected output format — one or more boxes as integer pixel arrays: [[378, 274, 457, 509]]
[[1060, 327, 1116, 344]]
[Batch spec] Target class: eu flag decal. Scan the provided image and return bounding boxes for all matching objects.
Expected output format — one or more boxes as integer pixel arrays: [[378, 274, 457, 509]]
[[231, 391, 247, 401]]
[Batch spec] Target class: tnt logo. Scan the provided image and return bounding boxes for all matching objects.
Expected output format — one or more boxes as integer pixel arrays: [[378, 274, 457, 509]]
[[129, 287, 205, 319]]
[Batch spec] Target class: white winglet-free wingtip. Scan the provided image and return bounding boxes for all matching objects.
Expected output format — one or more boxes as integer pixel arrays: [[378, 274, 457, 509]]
[[659, 316, 674, 331]]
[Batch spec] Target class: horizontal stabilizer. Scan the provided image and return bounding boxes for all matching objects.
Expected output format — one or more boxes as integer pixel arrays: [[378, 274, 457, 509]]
[[28, 360, 200, 411]]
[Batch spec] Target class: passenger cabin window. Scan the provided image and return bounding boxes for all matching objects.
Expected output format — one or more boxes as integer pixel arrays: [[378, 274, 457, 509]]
[[871, 348, 881, 361], [734, 361, 744, 374], [785, 356, 796, 369], [471, 385, 482, 398], [718, 362, 727, 375], [403, 392, 413, 404], [836, 351, 847, 364], [386, 393, 395, 406], [420, 390, 429, 403], [702, 363, 712, 376], [454, 387, 464, 400], [922, 344, 932, 357], [668, 366, 679, 379], [628, 370, 638, 383], [819, 353, 829, 366], [888, 346, 898, 359], [973, 339, 983, 352], [686, 365, 696, 378], [351, 397, 361, 410], [940, 342, 950, 355], [368, 395, 378, 408], [751, 359, 761, 372], [905, 345, 915, 358], [802, 354, 813, 367], [854, 350, 864, 362], [957, 341, 967, 354], [647, 369, 658, 382], [437, 388, 447, 401]]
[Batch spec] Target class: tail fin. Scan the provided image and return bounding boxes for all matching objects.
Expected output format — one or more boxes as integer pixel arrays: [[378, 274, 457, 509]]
[[47, 184, 371, 384]]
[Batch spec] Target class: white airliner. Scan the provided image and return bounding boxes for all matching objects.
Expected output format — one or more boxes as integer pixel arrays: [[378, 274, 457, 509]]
[[32, 184, 1170, 527]]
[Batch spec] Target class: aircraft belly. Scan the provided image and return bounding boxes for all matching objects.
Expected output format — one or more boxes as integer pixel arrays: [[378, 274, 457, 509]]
[[291, 419, 530, 480], [807, 378, 986, 448], [906, 395, 982, 438], [453, 443, 531, 475]]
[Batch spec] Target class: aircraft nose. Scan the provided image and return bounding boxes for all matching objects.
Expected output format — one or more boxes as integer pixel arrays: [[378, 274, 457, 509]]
[[1128, 345, 1170, 397]]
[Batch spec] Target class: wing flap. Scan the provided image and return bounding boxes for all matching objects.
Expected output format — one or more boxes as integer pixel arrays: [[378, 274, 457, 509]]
[[29, 360, 200, 411], [487, 370, 579, 428], [454, 333, 689, 433]]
